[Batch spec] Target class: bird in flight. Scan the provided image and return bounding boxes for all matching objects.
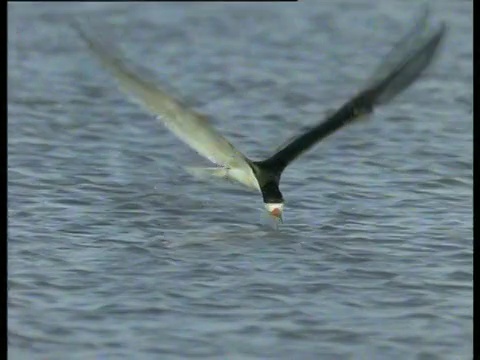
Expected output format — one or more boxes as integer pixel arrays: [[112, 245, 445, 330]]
[[73, 9, 446, 223]]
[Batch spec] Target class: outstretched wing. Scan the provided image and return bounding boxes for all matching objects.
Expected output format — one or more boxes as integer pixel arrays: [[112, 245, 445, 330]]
[[263, 9, 446, 172], [72, 22, 250, 169]]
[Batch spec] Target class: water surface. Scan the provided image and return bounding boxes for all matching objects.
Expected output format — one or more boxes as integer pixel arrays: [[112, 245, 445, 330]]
[[8, 1, 472, 359]]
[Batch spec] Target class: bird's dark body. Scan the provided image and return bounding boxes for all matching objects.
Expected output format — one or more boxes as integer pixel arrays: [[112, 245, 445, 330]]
[[247, 10, 446, 210], [250, 160, 284, 204], [252, 95, 375, 205]]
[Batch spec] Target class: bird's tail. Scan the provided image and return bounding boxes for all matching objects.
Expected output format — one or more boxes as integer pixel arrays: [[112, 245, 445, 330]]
[[183, 166, 229, 182]]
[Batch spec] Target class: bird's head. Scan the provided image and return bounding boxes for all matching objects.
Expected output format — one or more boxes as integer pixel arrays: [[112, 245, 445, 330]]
[[261, 181, 284, 222]]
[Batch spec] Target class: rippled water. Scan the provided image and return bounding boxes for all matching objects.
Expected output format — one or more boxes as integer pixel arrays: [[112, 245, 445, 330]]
[[8, 1, 472, 359]]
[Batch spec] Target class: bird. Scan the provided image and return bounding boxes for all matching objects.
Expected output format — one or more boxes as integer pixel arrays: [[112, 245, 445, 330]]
[[72, 9, 446, 223]]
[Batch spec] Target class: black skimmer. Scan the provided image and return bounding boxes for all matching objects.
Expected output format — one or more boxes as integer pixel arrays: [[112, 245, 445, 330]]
[[73, 10, 446, 222]]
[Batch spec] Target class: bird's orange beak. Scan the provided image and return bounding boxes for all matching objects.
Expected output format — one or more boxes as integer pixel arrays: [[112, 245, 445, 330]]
[[265, 203, 284, 223], [271, 207, 282, 217]]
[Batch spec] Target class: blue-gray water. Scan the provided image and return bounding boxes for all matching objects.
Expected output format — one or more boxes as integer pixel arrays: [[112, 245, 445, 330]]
[[8, 1, 472, 359]]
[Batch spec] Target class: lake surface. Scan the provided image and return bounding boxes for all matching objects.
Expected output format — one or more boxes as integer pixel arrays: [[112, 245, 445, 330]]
[[8, 1, 472, 359]]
